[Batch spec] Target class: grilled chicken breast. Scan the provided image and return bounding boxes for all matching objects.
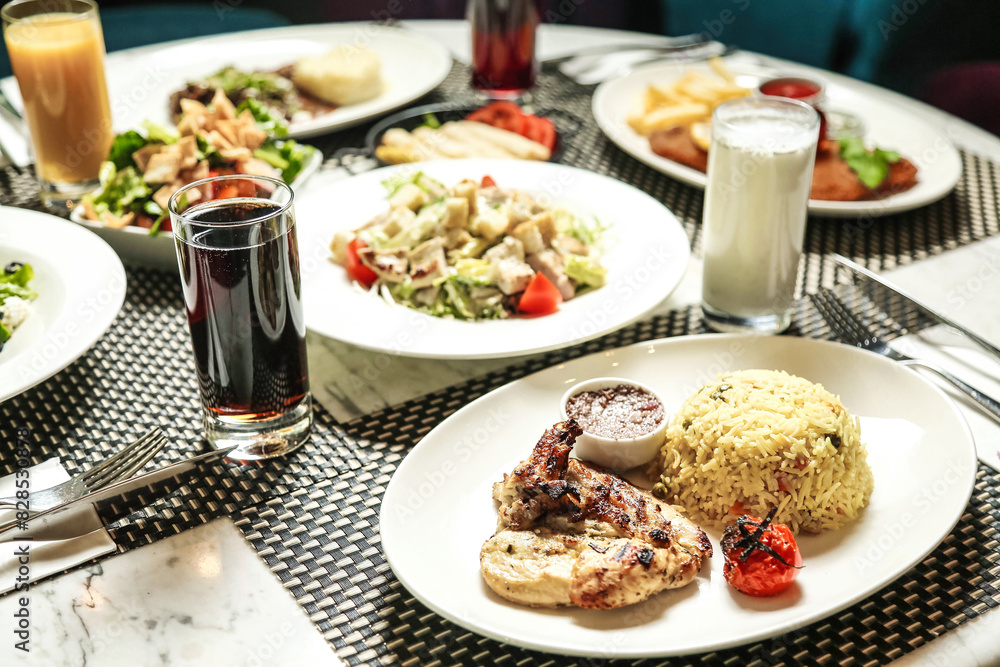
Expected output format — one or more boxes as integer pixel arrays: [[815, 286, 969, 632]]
[[481, 421, 712, 609]]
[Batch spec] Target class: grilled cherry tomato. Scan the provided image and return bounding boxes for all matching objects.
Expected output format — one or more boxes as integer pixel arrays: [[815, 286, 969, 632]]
[[518, 272, 562, 316], [721, 507, 803, 597], [346, 239, 378, 287]]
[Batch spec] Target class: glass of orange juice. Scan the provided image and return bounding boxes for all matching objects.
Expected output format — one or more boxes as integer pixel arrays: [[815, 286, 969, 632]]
[[2, 0, 112, 208]]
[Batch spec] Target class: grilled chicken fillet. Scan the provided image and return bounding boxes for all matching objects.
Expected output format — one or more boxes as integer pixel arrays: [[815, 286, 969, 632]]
[[481, 421, 712, 609]]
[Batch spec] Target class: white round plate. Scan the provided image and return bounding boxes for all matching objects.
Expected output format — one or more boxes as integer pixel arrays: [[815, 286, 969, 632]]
[[294, 159, 691, 359], [592, 56, 963, 218], [0, 23, 452, 140], [0, 207, 126, 403], [379, 334, 977, 658]]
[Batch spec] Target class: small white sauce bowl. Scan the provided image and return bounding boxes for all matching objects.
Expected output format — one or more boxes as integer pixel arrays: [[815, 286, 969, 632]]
[[560, 377, 668, 471]]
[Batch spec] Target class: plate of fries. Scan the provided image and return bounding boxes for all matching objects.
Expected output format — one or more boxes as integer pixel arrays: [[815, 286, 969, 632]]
[[623, 57, 751, 139], [592, 55, 962, 216]]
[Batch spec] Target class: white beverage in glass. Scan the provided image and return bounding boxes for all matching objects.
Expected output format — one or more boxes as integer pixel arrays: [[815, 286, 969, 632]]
[[701, 97, 819, 334]]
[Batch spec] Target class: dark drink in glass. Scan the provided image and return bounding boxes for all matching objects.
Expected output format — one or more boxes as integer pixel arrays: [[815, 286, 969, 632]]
[[169, 176, 312, 460], [468, 0, 539, 98]]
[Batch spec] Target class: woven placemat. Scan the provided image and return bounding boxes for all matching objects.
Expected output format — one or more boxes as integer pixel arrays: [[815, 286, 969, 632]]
[[1, 59, 999, 666]]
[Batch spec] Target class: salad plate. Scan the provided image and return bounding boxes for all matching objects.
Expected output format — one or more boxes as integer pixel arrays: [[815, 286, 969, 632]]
[[294, 159, 691, 359], [67, 146, 321, 270], [1, 23, 452, 141], [592, 56, 963, 217], [0, 207, 126, 403], [379, 334, 977, 657]]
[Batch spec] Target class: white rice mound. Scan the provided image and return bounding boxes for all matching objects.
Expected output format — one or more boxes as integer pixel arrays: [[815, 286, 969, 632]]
[[656, 369, 874, 534]]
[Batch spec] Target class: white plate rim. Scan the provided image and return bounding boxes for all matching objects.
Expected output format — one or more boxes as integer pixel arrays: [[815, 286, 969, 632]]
[[378, 333, 978, 657], [0, 207, 127, 403], [294, 158, 692, 360], [591, 58, 963, 218]]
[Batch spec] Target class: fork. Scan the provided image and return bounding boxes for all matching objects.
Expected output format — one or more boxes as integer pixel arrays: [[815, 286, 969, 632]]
[[0, 428, 169, 513], [812, 290, 1000, 425]]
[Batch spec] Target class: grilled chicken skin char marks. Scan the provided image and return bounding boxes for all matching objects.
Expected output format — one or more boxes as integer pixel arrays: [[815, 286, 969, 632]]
[[481, 420, 712, 609]]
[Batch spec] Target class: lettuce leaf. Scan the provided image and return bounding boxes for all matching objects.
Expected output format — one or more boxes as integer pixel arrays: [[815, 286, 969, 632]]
[[253, 140, 314, 183], [237, 97, 289, 138], [141, 120, 179, 145], [84, 163, 151, 217], [838, 137, 900, 189], [107, 131, 148, 170]]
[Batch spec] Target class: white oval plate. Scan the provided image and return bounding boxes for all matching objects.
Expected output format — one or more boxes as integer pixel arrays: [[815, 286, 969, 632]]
[[379, 334, 977, 658], [68, 147, 322, 270], [0, 207, 126, 403], [592, 57, 963, 218], [0, 23, 452, 141], [294, 159, 691, 359]]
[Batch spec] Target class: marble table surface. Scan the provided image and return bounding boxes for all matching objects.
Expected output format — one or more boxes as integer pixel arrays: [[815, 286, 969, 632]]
[[2, 19, 999, 667], [1, 519, 342, 666]]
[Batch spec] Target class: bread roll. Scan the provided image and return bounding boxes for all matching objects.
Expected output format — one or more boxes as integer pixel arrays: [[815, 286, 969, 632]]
[[293, 45, 383, 106]]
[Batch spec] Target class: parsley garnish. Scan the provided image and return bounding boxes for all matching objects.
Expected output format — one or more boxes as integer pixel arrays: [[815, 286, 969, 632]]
[[838, 136, 900, 189]]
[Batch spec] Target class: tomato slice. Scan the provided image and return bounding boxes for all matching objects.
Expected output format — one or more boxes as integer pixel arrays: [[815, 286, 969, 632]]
[[533, 117, 557, 152], [481, 175, 497, 188], [521, 114, 543, 144], [346, 239, 379, 286], [215, 184, 240, 200], [467, 101, 526, 135], [518, 273, 563, 316]]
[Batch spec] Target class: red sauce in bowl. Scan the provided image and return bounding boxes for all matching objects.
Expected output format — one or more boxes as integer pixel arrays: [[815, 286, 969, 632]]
[[758, 78, 823, 102], [758, 77, 826, 138]]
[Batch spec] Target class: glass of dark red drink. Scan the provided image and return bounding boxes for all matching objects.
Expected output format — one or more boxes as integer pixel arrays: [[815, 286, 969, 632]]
[[169, 175, 312, 460], [468, 0, 539, 98]]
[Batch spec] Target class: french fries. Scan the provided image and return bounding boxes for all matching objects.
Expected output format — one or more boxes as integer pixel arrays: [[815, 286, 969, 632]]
[[627, 57, 751, 136]]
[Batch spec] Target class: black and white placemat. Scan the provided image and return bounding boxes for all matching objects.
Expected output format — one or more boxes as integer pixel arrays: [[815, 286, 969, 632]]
[[1, 59, 999, 666]]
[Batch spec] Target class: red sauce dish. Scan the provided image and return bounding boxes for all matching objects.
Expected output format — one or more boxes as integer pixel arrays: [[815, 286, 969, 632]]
[[758, 77, 827, 138]]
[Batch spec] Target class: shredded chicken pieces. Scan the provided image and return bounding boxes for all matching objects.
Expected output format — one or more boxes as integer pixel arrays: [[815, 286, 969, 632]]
[[481, 421, 712, 609]]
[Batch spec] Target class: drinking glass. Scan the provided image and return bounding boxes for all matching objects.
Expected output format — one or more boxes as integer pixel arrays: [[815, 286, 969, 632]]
[[701, 97, 820, 334], [468, 0, 539, 99], [2, 0, 112, 209], [169, 176, 312, 460]]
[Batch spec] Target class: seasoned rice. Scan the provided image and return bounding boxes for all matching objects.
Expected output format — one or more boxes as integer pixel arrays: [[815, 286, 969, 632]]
[[654, 369, 873, 534]]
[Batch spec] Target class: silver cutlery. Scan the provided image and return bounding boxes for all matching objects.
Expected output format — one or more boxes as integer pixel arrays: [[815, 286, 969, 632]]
[[812, 290, 1000, 425], [0, 428, 168, 513], [832, 253, 1000, 366], [0, 444, 237, 543], [544, 33, 717, 65]]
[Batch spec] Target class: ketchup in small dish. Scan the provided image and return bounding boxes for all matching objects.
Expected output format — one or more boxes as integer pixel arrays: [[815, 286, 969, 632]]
[[758, 77, 826, 137], [758, 78, 823, 103]]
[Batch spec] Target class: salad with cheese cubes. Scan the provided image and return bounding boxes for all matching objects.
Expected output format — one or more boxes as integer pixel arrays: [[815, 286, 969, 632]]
[[329, 173, 608, 320]]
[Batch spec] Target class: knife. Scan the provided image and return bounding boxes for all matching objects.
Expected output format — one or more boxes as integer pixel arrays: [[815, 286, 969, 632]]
[[833, 254, 1000, 367], [0, 445, 237, 543]]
